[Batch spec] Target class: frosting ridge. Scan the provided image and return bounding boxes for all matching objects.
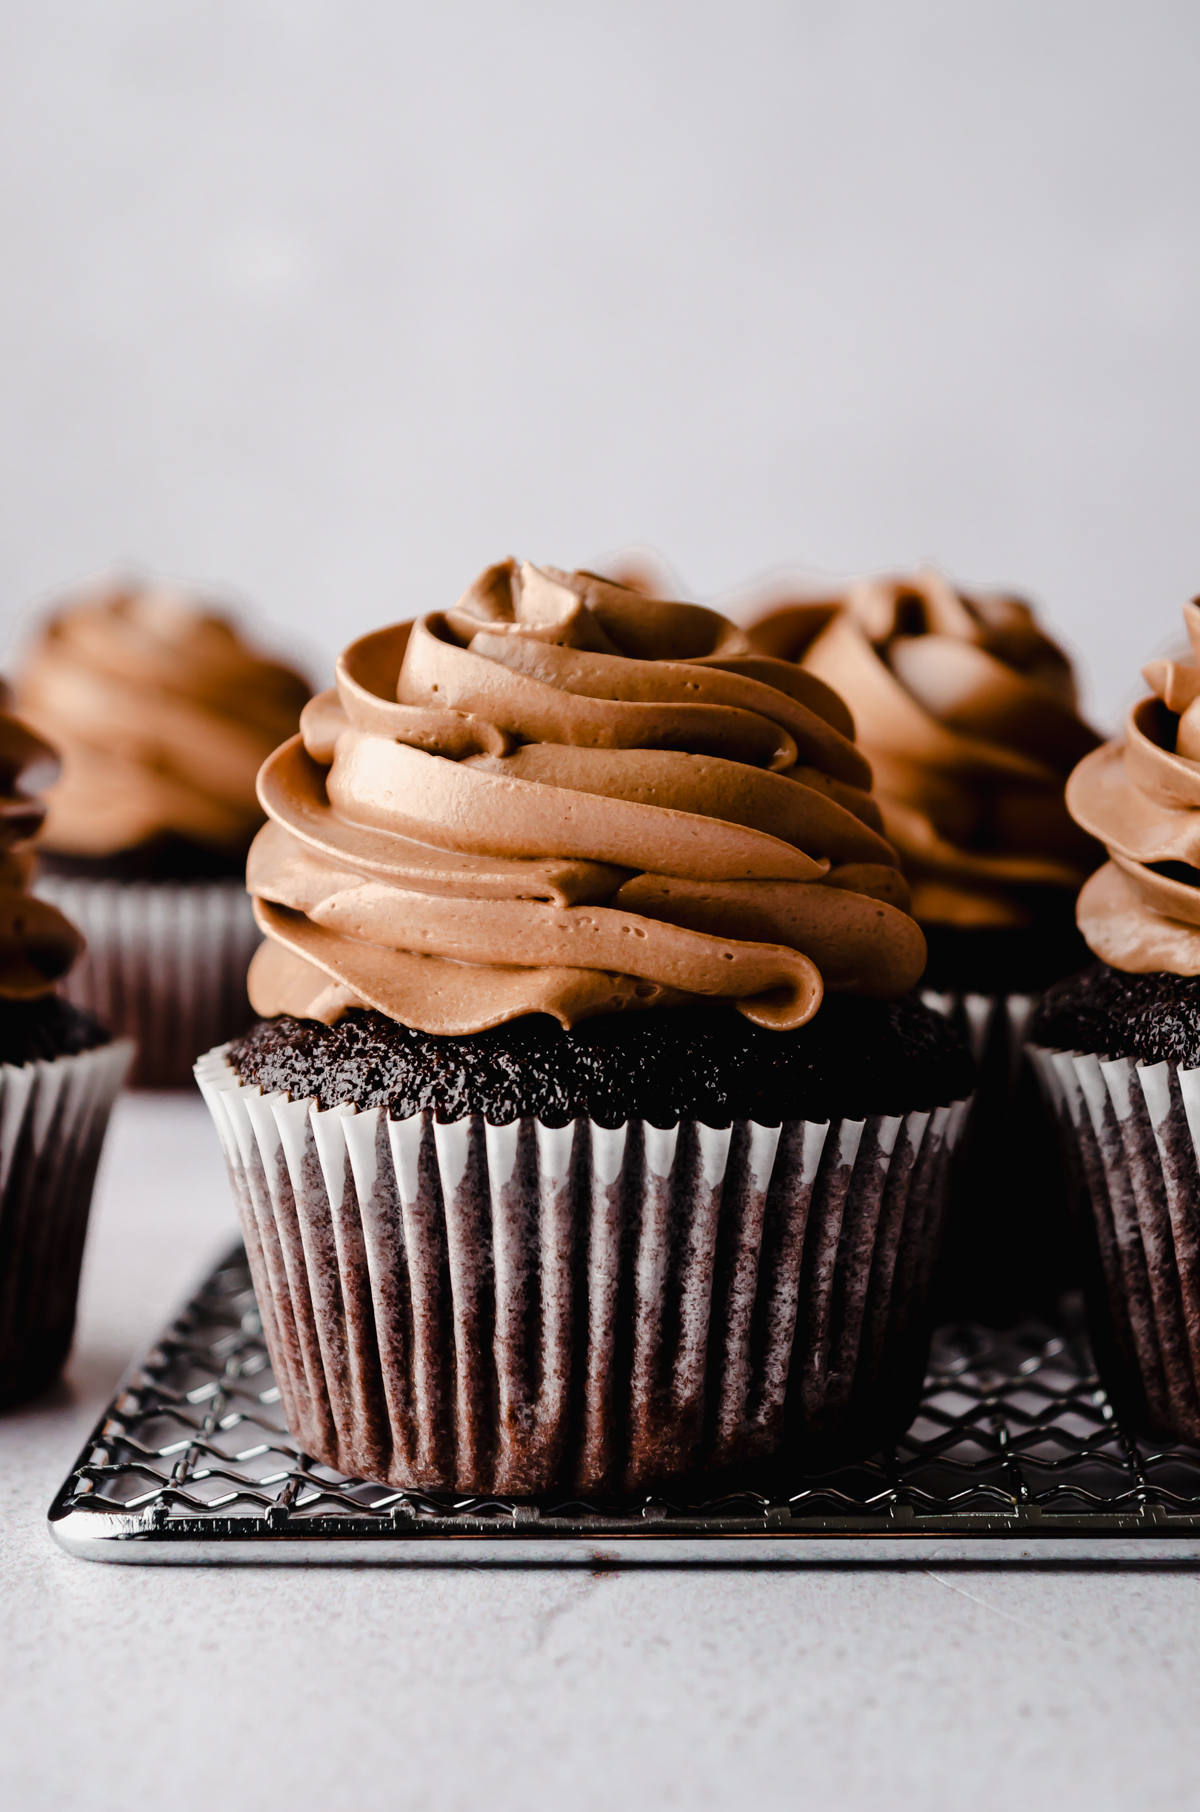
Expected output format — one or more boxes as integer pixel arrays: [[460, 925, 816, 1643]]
[[248, 559, 927, 1035], [751, 567, 1101, 928], [18, 580, 311, 858], [0, 696, 83, 997], [1069, 597, 1200, 972]]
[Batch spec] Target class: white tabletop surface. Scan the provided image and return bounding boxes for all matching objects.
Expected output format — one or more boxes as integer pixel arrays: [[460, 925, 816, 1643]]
[[2, 1091, 1199, 1812]]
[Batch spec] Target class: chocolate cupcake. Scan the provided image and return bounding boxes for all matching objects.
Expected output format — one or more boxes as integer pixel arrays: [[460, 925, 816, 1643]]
[[0, 699, 132, 1408], [1030, 596, 1200, 1443], [751, 569, 1102, 1321], [18, 578, 311, 1086], [198, 560, 973, 1496]]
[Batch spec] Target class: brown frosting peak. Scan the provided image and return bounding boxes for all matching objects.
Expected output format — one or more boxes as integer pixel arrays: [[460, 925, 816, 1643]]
[[0, 695, 83, 998], [17, 580, 312, 859], [248, 559, 927, 1036], [1068, 597, 1200, 972], [751, 567, 1102, 928]]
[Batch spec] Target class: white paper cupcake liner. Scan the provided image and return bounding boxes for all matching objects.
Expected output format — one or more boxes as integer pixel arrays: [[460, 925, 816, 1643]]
[[35, 876, 261, 1088], [197, 1043, 969, 1495], [1029, 1040, 1200, 1443], [0, 1035, 133, 1406], [920, 989, 1040, 1080]]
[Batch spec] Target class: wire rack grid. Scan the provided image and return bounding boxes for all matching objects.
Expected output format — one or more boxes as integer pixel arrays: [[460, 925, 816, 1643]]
[[47, 1245, 1200, 1564]]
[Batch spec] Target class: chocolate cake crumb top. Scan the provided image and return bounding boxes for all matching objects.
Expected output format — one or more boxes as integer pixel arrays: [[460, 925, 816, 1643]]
[[38, 834, 247, 882], [228, 994, 974, 1128], [0, 996, 110, 1067], [1031, 964, 1200, 1067]]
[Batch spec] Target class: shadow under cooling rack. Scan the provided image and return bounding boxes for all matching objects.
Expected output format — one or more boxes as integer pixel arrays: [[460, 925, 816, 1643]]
[[47, 1245, 1200, 1565]]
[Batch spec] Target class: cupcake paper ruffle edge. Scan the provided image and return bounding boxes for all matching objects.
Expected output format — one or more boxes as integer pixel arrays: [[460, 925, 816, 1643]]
[[1029, 1039, 1200, 1442], [36, 875, 260, 1088], [0, 1035, 134, 1407], [197, 1041, 970, 1497]]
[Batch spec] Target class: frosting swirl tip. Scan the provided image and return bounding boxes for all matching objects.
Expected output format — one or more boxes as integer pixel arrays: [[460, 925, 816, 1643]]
[[0, 704, 83, 998], [752, 567, 1101, 929], [1069, 595, 1200, 975], [250, 560, 927, 1036], [17, 577, 312, 862]]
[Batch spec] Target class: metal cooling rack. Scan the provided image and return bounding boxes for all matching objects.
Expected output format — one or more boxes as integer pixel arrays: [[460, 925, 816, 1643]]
[[48, 1245, 1200, 1564]]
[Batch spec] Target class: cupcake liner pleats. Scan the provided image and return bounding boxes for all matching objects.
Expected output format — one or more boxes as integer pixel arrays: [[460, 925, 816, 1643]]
[[0, 1037, 133, 1407], [197, 1044, 969, 1495], [35, 877, 261, 1088], [1029, 1041, 1200, 1442], [921, 989, 1040, 1081]]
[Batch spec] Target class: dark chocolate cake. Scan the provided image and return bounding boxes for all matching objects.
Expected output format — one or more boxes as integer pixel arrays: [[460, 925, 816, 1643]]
[[38, 835, 247, 883], [229, 992, 975, 1129], [1031, 964, 1200, 1066], [0, 996, 110, 1068], [922, 896, 1093, 996]]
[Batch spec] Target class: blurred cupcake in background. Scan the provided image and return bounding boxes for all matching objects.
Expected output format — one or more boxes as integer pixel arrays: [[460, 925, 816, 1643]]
[[17, 578, 311, 1086], [750, 566, 1102, 1322], [0, 694, 132, 1407]]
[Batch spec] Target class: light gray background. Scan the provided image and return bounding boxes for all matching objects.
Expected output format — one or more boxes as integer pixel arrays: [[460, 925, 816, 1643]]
[[5, 16, 1200, 1806], [2, 2, 1198, 725]]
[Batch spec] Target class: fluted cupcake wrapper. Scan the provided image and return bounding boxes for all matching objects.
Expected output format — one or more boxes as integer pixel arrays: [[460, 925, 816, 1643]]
[[1029, 1041, 1200, 1443], [197, 1043, 969, 1495], [35, 877, 261, 1088], [921, 989, 1041, 1079], [0, 1036, 133, 1407]]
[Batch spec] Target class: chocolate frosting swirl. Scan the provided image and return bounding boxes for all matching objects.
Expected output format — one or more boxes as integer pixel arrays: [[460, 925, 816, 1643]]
[[17, 581, 311, 859], [751, 567, 1101, 928], [0, 696, 83, 998], [1067, 597, 1200, 972], [248, 560, 926, 1036]]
